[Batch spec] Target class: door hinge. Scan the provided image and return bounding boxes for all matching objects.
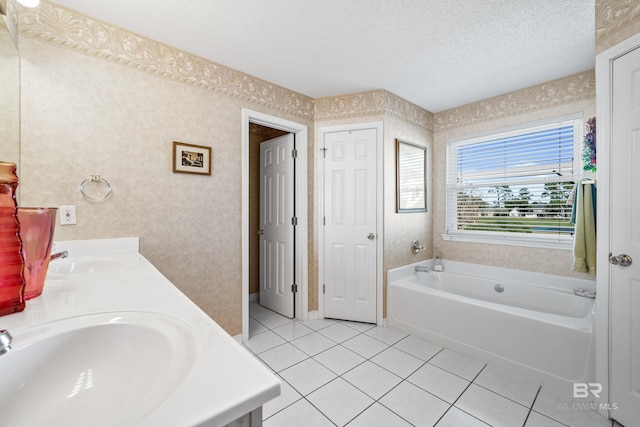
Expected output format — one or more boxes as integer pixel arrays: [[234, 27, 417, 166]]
[[323, 284, 325, 294], [291, 148, 298, 158], [292, 284, 298, 293], [292, 216, 298, 226], [323, 216, 326, 226]]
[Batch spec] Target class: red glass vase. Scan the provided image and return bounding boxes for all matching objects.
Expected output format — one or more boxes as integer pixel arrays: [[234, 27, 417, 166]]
[[18, 207, 57, 300], [0, 161, 25, 316]]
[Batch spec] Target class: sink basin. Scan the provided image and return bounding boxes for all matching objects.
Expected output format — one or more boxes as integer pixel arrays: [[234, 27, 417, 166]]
[[48, 256, 138, 275], [0, 311, 198, 426]]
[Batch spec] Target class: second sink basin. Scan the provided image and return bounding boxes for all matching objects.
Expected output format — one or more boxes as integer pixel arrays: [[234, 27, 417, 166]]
[[0, 311, 198, 426], [48, 255, 139, 275]]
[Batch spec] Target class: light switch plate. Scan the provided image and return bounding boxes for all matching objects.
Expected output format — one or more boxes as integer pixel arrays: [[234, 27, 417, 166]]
[[59, 205, 76, 225]]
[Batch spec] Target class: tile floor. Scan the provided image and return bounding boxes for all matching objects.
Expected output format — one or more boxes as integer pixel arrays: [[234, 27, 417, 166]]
[[243, 301, 615, 427]]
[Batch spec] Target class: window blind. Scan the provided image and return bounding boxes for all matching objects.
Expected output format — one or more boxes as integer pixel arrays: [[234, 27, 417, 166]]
[[446, 118, 582, 242]]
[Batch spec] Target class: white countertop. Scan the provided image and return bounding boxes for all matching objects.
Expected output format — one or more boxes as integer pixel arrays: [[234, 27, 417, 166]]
[[0, 238, 280, 427]]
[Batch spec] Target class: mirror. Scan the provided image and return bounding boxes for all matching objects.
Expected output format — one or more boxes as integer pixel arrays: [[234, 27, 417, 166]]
[[0, 0, 20, 168], [396, 139, 427, 213]]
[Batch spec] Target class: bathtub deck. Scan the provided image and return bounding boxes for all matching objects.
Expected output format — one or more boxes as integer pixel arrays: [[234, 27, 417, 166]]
[[245, 301, 611, 427]]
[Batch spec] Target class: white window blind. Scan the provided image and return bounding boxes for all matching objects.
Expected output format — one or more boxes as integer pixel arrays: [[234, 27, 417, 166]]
[[445, 117, 583, 246]]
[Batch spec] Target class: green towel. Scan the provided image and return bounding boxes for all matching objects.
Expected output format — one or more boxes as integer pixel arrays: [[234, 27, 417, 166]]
[[571, 183, 597, 275]]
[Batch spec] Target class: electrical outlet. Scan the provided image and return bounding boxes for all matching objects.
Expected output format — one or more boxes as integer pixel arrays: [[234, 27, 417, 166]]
[[59, 205, 76, 225]]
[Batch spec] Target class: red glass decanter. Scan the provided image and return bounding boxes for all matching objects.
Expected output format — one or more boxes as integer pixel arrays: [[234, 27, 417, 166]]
[[0, 161, 25, 316]]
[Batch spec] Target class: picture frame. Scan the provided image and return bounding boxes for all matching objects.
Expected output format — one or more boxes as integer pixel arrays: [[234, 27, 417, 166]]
[[172, 141, 211, 175], [396, 139, 427, 213]]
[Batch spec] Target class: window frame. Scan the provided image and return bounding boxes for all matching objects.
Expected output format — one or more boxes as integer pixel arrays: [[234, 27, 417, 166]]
[[443, 114, 584, 250]]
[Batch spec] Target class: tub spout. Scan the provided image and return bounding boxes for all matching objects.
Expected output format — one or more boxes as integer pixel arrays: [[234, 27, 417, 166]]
[[574, 289, 596, 299], [50, 250, 68, 262], [415, 265, 430, 273]]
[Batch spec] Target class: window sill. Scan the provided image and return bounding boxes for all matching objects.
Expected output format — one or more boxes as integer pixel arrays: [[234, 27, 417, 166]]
[[441, 232, 573, 250]]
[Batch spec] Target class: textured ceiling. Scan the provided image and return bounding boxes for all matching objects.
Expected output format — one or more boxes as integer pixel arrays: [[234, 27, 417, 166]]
[[50, 0, 595, 113]]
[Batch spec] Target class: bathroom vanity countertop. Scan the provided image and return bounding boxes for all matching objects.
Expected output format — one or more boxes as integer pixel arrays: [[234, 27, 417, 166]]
[[0, 237, 280, 427]]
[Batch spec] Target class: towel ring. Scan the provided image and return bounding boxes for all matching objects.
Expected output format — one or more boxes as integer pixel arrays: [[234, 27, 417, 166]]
[[80, 175, 112, 202]]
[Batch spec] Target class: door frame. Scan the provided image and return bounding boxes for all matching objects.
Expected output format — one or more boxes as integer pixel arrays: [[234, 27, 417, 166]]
[[594, 31, 640, 417], [317, 121, 384, 326], [242, 109, 309, 343]]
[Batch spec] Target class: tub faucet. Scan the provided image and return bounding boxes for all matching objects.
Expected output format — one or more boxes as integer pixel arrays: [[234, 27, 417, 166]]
[[0, 330, 12, 356], [415, 265, 430, 273], [50, 250, 68, 261], [574, 289, 596, 299], [411, 240, 426, 255]]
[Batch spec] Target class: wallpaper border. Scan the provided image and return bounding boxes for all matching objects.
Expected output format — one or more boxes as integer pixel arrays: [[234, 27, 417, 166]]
[[595, 0, 640, 53], [17, 1, 599, 133], [314, 90, 434, 131], [19, 2, 431, 129], [433, 70, 596, 131], [18, 1, 315, 121]]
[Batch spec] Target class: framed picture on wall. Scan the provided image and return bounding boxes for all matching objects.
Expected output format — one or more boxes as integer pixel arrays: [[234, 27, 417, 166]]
[[172, 141, 211, 175]]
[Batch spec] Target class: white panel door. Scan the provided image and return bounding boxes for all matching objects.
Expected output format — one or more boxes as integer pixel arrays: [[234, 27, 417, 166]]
[[259, 134, 295, 318], [610, 45, 640, 426], [323, 129, 377, 323]]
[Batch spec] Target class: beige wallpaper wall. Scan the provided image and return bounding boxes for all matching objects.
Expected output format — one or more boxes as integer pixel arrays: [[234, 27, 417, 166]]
[[314, 91, 433, 317], [18, 2, 314, 336], [0, 25, 19, 166], [1, 0, 19, 166], [15, 0, 620, 334], [18, 1, 431, 331], [596, 0, 640, 54], [432, 70, 596, 278]]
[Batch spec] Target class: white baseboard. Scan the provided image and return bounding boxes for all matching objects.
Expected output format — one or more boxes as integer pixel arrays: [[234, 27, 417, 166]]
[[249, 292, 259, 302]]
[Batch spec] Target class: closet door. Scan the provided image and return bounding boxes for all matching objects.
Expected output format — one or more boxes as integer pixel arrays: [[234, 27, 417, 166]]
[[322, 128, 378, 323]]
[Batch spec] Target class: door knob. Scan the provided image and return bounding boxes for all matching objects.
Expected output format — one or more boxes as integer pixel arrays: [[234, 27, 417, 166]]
[[367, 233, 375, 240], [609, 254, 632, 267], [258, 229, 264, 236]]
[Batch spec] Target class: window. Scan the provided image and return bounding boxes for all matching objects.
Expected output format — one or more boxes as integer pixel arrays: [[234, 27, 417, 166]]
[[445, 116, 583, 248]]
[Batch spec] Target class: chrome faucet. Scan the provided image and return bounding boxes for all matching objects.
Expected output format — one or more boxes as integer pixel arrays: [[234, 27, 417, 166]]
[[50, 250, 68, 261], [415, 265, 430, 273], [0, 330, 12, 356]]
